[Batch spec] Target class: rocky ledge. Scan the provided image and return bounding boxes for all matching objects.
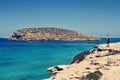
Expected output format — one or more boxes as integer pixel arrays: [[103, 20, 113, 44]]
[[45, 42, 120, 80], [10, 28, 99, 41]]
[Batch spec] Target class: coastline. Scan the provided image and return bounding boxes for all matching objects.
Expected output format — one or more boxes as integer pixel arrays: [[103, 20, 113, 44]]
[[1, 38, 120, 80], [45, 42, 120, 80]]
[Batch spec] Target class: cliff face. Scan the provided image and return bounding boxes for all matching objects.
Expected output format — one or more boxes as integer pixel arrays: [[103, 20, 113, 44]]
[[45, 42, 120, 80], [10, 28, 99, 41]]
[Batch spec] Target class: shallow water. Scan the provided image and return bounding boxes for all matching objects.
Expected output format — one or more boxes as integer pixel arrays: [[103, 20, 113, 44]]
[[0, 38, 120, 80]]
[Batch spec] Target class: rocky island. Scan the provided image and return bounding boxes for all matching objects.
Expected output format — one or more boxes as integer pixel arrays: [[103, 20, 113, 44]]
[[45, 42, 120, 80], [10, 28, 99, 41]]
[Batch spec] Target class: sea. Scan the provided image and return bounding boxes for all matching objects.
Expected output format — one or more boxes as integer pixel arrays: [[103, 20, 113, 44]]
[[0, 38, 120, 80]]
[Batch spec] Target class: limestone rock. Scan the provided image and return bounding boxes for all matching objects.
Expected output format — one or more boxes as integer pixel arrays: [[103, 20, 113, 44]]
[[45, 42, 120, 80], [47, 65, 69, 74]]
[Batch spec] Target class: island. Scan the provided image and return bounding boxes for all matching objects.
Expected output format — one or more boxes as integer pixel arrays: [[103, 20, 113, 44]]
[[10, 28, 99, 41], [45, 42, 120, 80]]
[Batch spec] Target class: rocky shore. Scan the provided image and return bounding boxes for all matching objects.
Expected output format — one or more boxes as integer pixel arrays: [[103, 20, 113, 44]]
[[10, 28, 99, 41], [45, 42, 120, 80]]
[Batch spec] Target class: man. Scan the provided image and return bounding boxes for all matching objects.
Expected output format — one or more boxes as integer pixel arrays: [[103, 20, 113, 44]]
[[106, 35, 110, 47]]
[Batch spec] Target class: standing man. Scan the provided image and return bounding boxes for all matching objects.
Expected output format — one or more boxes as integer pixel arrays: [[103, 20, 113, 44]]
[[106, 35, 110, 47]]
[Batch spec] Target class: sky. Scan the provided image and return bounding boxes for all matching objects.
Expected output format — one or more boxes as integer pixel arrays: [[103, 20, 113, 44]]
[[0, 0, 120, 38]]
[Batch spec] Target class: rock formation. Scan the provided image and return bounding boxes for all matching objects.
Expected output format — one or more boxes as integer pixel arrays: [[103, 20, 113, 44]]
[[45, 42, 120, 80], [10, 28, 99, 41]]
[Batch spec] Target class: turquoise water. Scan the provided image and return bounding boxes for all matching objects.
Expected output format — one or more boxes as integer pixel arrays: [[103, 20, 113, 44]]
[[0, 38, 120, 80]]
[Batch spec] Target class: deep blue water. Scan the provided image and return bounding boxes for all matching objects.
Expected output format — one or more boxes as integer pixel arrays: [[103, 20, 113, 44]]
[[0, 38, 120, 80]]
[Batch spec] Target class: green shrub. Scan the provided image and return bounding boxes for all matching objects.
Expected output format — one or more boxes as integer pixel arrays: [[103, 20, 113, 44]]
[[86, 71, 103, 80]]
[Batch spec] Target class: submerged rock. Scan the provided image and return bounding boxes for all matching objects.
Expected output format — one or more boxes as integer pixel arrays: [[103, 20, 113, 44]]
[[10, 28, 100, 41]]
